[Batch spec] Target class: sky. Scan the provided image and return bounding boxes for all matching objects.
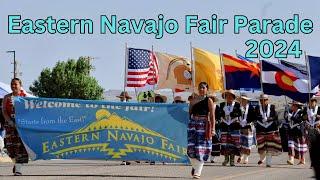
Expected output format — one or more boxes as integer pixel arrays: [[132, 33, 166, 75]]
[[1, 0, 320, 91]]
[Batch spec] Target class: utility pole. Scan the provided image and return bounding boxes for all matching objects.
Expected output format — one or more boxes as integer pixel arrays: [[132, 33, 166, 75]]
[[6, 50, 18, 78]]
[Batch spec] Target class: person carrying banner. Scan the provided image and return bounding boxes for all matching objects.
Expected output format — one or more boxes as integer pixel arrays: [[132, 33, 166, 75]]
[[286, 101, 307, 165], [173, 96, 186, 104], [117, 91, 132, 166], [150, 93, 167, 165], [188, 82, 215, 179], [1, 78, 28, 176], [237, 93, 255, 164], [255, 94, 281, 167], [219, 90, 241, 166], [304, 97, 320, 168]]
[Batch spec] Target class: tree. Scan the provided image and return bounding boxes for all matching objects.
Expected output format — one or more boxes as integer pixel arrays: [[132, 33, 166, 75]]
[[30, 57, 104, 100]]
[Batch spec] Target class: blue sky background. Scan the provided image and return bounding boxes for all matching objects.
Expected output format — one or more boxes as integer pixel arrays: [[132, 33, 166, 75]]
[[1, 0, 320, 91]]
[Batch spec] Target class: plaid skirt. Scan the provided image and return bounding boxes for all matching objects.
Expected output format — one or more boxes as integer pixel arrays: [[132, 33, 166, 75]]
[[4, 118, 29, 163], [240, 127, 255, 155], [220, 130, 241, 156], [256, 131, 282, 156], [288, 134, 308, 159], [187, 116, 212, 161]]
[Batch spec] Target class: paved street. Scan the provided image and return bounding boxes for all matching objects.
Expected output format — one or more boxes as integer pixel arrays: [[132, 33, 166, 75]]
[[0, 151, 315, 180]]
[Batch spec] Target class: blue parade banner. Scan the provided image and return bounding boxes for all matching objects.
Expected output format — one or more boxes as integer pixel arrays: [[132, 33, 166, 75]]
[[14, 97, 189, 164]]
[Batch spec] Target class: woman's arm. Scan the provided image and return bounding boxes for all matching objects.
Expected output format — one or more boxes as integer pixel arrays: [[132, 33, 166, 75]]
[[208, 98, 216, 134], [2, 95, 11, 122]]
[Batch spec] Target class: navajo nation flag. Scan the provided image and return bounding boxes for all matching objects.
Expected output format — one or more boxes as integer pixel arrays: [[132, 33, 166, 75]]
[[262, 60, 318, 103], [126, 48, 159, 87], [155, 52, 192, 92], [222, 53, 261, 90]]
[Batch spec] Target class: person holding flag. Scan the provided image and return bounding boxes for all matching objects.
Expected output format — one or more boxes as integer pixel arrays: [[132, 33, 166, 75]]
[[237, 93, 255, 164], [286, 101, 307, 165], [219, 90, 242, 166], [304, 97, 320, 168], [254, 94, 281, 167]]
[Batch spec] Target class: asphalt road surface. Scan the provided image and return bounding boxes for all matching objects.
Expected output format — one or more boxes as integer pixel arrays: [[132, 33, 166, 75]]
[[0, 151, 315, 180]]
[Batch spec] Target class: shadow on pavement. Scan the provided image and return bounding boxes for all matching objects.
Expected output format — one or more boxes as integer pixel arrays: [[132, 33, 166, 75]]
[[0, 174, 185, 179]]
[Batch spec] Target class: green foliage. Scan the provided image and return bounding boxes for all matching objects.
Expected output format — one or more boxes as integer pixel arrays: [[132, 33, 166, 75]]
[[30, 57, 104, 100]]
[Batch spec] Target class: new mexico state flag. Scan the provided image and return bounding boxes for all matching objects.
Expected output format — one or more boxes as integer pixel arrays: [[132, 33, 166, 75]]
[[193, 47, 224, 92]]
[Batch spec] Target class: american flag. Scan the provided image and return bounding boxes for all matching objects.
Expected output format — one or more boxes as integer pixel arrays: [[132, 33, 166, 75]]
[[126, 48, 159, 87]]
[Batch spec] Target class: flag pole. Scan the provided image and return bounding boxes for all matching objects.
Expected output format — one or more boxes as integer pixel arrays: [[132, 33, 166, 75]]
[[151, 45, 156, 102], [219, 48, 227, 106], [172, 89, 175, 103], [277, 59, 289, 107], [190, 42, 195, 97], [219, 48, 226, 91], [235, 50, 241, 97], [258, 54, 264, 94], [134, 87, 138, 102], [234, 49, 241, 97], [124, 43, 128, 100], [305, 51, 312, 104], [258, 54, 266, 113]]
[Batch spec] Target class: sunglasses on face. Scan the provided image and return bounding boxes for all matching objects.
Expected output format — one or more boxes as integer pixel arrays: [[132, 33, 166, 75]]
[[174, 100, 184, 103], [143, 92, 153, 98]]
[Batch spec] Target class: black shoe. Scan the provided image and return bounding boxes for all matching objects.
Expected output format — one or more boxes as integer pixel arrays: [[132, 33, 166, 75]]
[[14, 172, 22, 176], [150, 161, 155, 165], [121, 161, 131, 165]]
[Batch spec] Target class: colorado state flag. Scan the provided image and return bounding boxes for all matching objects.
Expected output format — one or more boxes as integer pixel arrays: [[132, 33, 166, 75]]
[[262, 60, 318, 103], [222, 53, 261, 90]]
